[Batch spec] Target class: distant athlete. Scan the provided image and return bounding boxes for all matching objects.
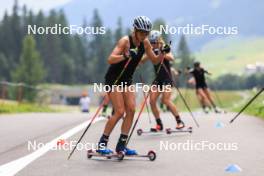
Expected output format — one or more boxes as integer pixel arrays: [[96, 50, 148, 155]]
[[186, 62, 221, 113]]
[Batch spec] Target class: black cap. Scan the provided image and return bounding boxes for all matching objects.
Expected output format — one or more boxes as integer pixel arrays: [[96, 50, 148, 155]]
[[194, 61, 200, 67]]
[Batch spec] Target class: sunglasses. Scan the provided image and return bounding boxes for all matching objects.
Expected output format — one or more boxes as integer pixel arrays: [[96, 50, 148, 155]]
[[136, 30, 150, 35]]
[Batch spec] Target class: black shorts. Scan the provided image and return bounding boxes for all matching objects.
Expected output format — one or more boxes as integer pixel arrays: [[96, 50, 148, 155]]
[[104, 79, 132, 92], [104, 79, 132, 87], [196, 83, 208, 90], [154, 79, 173, 89]]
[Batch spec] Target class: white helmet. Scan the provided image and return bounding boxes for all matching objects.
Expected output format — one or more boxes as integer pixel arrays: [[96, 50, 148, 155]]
[[133, 16, 152, 32], [149, 30, 161, 43]]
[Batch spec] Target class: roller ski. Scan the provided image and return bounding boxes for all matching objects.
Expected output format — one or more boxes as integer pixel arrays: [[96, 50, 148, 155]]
[[116, 136, 156, 161], [214, 107, 227, 114], [202, 106, 210, 114], [137, 126, 192, 136], [136, 123, 163, 136], [117, 148, 156, 161], [137, 122, 192, 136], [165, 119, 192, 134], [137, 128, 163, 136], [87, 148, 156, 161], [165, 126, 193, 134], [123, 150, 156, 161], [87, 149, 125, 161], [202, 106, 226, 114]]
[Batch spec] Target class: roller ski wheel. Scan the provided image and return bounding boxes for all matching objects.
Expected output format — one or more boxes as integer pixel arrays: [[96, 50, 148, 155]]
[[87, 149, 93, 159], [147, 150, 156, 161], [188, 127, 193, 134], [166, 128, 172, 134], [117, 151, 125, 161], [137, 129, 143, 136]]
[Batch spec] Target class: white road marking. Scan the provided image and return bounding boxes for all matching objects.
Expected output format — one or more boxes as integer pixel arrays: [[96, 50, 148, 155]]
[[0, 117, 105, 176]]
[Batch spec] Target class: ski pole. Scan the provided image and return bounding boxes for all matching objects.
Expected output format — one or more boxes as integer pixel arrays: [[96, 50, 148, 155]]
[[139, 74, 152, 124], [230, 87, 264, 124], [207, 77, 225, 110], [161, 64, 200, 127]]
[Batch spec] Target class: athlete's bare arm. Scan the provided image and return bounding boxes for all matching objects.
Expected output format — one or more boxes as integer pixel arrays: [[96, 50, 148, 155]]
[[108, 36, 129, 64], [144, 39, 163, 64], [204, 69, 212, 75], [164, 52, 174, 61]]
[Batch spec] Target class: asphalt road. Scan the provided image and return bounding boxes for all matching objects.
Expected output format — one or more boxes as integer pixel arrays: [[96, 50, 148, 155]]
[[0, 110, 264, 176]]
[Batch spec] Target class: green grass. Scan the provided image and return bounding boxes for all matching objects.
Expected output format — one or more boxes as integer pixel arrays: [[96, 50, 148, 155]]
[[136, 89, 244, 112], [0, 101, 58, 114], [174, 89, 264, 119], [1, 88, 263, 120], [233, 90, 264, 119], [39, 83, 93, 89], [173, 89, 243, 111], [195, 37, 264, 78]]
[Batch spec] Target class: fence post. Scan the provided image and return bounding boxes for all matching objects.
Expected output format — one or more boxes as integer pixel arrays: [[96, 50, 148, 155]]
[[1, 82, 7, 100], [17, 83, 23, 103]]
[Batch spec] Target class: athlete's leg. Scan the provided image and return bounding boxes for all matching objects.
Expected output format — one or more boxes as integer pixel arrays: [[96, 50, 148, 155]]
[[103, 91, 125, 135], [161, 91, 179, 116], [161, 90, 185, 129], [149, 86, 162, 119], [121, 87, 136, 135], [98, 90, 125, 150], [203, 88, 217, 108], [203, 88, 222, 113], [149, 86, 163, 130], [196, 89, 209, 112], [115, 86, 137, 154], [197, 88, 211, 107]]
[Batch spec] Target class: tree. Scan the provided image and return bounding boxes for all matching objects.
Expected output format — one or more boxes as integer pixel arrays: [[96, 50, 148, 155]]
[[12, 35, 46, 101], [42, 10, 63, 82], [153, 18, 169, 43], [0, 11, 14, 79], [60, 54, 75, 84], [114, 17, 123, 41], [245, 74, 258, 89], [10, 0, 23, 63], [0, 4, 121, 84], [177, 35, 195, 86], [0, 53, 9, 81], [89, 9, 109, 82]]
